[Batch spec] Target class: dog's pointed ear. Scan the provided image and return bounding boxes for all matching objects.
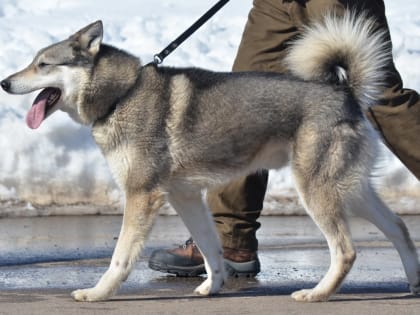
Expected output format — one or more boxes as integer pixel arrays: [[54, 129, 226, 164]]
[[73, 20, 103, 56]]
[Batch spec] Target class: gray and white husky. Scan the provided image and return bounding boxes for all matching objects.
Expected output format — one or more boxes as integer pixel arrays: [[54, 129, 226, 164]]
[[2, 12, 419, 302]]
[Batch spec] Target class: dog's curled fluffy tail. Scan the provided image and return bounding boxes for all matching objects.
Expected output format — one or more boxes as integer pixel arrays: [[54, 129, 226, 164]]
[[284, 11, 390, 110]]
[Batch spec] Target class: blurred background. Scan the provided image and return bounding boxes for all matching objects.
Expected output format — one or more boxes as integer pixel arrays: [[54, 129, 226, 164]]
[[0, 0, 419, 217]]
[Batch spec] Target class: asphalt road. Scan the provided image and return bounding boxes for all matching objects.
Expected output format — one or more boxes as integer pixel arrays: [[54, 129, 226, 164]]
[[1, 215, 420, 314]]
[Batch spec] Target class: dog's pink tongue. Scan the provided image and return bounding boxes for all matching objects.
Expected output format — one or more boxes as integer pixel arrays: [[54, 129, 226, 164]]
[[26, 91, 48, 129]]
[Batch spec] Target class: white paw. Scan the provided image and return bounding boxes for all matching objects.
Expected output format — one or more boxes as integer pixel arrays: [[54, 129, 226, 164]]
[[194, 277, 223, 296], [71, 287, 111, 302], [291, 289, 329, 302]]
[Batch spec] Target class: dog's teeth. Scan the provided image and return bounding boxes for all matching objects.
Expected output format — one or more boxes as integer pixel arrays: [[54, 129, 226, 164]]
[[47, 93, 59, 105]]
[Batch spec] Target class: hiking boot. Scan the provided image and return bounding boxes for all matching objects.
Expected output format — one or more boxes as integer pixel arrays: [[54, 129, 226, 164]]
[[148, 237, 260, 277]]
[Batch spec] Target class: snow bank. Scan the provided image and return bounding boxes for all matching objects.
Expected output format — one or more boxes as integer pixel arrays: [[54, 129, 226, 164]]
[[0, 0, 418, 216]]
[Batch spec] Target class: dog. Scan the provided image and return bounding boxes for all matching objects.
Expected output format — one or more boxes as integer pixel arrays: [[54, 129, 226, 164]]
[[1, 12, 420, 302]]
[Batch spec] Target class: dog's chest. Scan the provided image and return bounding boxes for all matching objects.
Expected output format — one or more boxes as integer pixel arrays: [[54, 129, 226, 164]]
[[92, 122, 130, 188]]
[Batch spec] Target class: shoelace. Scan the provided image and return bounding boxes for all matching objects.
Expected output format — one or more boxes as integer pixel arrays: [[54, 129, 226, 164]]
[[182, 237, 195, 249]]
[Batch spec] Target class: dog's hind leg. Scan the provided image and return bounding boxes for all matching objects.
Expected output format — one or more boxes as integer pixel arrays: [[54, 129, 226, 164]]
[[351, 183, 420, 294], [291, 195, 356, 301], [167, 185, 226, 296], [72, 190, 164, 301], [290, 162, 356, 301]]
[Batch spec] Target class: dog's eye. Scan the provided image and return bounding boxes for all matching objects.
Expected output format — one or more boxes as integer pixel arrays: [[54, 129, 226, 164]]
[[38, 62, 49, 68]]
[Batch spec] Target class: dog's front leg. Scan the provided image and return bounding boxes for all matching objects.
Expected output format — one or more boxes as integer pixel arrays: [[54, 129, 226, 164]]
[[168, 186, 226, 296], [72, 190, 164, 302]]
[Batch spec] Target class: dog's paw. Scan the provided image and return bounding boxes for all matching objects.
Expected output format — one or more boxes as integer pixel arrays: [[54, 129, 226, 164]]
[[409, 269, 420, 295], [194, 277, 223, 296], [71, 287, 110, 302], [291, 289, 329, 302]]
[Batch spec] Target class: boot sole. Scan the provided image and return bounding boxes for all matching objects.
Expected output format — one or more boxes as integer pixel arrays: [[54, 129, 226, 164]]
[[225, 259, 260, 278], [148, 260, 206, 277], [148, 258, 260, 278]]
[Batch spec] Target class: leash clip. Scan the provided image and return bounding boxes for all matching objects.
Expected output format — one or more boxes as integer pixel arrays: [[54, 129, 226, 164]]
[[153, 54, 163, 65]]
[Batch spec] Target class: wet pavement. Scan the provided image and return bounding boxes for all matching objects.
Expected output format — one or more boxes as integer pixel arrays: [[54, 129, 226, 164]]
[[1, 215, 420, 314]]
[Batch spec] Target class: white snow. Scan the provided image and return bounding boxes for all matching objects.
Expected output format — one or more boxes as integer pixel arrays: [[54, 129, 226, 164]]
[[0, 0, 419, 215]]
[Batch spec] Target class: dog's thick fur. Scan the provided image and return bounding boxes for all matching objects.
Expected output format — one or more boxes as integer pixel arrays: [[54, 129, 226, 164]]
[[2, 12, 420, 302]]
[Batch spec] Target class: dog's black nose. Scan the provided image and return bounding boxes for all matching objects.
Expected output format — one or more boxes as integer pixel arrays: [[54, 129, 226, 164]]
[[1, 80, 11, 92]]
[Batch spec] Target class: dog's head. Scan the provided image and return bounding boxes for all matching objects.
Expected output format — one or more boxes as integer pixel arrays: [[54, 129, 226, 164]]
[[1, 21, 103, 128]]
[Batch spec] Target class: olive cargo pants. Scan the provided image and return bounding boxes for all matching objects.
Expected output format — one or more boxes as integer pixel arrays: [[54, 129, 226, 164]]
[[207, 0, 420, 252]]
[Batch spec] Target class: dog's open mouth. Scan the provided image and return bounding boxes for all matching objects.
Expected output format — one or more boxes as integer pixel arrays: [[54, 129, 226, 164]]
[[26, 87, 61, 129]]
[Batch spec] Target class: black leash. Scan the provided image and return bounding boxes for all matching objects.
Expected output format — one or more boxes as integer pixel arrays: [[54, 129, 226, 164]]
[[153, 0, 230, 64]]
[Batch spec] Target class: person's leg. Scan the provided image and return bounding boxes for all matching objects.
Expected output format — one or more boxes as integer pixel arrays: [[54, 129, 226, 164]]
[[355, 0, 420, 179], [210, 0, 304, 254], [232, 0, 302, 73], [208, 171, 268, 253]]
